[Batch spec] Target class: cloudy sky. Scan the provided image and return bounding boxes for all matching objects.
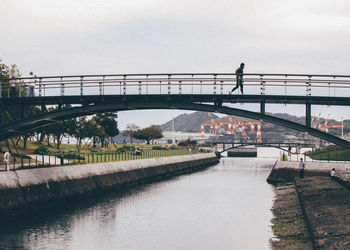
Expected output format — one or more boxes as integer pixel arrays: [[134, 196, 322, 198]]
[[2, 0, 350, 129]]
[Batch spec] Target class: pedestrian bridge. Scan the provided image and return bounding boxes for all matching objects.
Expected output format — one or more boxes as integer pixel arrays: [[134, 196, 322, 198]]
[[213, 140, 315, 154], [1, 73, 350, 148]]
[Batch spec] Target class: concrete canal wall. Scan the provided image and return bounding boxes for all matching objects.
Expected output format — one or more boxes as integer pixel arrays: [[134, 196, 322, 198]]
[[0, 153, 218, 219], [266, 160, 349, 184]]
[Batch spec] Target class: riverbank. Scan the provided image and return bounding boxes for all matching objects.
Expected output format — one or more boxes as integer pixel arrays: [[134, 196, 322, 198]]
[[0, 153, 218, 221], [269, 161, 350, 249], [270, 182, 313, 249]]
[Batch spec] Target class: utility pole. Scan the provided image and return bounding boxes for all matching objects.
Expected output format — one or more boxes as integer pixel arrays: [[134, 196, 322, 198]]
[[172, 118, 176, 145]]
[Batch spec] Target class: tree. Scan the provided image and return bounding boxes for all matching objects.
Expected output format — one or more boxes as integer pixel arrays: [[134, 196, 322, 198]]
[[72, 116, 89, 150], [45, 118, 76, 149], [39, 105, 77, 149], [85, 116, 105, 146], [96, 112, 119, 147], [134, 125, 163, 144], [0, 59, 40, 147], [122, 123, 140, 144]]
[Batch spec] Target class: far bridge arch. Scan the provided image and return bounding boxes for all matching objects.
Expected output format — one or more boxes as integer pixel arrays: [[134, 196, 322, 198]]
[[219, 144, 291, 154]]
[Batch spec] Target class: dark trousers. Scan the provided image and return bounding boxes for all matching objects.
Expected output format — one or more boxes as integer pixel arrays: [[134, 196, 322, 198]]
[[232, 79, 243, 94], [299, 169, 304, 179]]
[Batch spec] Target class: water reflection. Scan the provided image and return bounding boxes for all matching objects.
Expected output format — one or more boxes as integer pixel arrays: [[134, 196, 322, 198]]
[[0, 157, 276, 250]]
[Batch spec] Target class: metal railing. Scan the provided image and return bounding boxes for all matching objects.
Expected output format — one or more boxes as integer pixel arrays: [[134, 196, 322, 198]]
[[1, 73, 350, 98], [0, 149, 195, 171]]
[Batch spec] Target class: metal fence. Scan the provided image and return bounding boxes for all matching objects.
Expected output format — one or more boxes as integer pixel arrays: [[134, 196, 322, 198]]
[[1, 73, 350, 98], [0, 149, 195, 171]]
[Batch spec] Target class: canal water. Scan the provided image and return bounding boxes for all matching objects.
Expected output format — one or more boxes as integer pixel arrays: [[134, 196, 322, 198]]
[[0, 157, 276, 250]]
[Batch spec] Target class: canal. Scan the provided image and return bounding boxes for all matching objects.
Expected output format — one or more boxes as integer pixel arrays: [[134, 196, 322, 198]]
[[0, 157, 276, 250]]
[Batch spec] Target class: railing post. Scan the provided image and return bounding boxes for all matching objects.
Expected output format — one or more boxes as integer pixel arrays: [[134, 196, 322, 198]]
[[146, 75, 149, 94], [284, 75, 288, 96], [138, 81, 142, 95], [80, 76, 84, 96], [60, 77, 64, 96], [213, 74, 217, 94], [220, 81, 223, 95], [179, 81, 182, 94], [123, 75, 126, 95], [306, 75, 312, 96], [260, 75, 265, 95], [168, 74, 171, 94], [99, 82, 102, 95], [102, 75, 105, 95], [39, 78, 42, 97], [191, 74, 194, 94]]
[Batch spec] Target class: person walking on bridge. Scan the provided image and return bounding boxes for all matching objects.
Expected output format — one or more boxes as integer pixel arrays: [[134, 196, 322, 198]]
[[26, 72, 36, 97], [229, 63, 245, 95]]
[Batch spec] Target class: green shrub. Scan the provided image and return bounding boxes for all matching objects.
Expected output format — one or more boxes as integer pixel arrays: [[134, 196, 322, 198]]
[[169, 145, 177, 150], [33, 146, 50, 155], [116, 145, 135, 153], [57, 153, 85, 160], [152, 145, 167, 150]]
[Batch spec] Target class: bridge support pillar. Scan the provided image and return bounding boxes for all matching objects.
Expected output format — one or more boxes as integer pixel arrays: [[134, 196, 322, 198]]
[[306, 103, 311, 127], [260, 101, 265, 114]]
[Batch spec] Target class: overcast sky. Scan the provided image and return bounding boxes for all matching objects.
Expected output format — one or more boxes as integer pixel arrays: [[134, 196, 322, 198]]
[[2, 0, 350, 129]]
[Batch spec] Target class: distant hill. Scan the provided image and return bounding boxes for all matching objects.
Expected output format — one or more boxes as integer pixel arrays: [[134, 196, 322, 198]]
[[160, 112, 219, 132], [159, 111, 349, 137]]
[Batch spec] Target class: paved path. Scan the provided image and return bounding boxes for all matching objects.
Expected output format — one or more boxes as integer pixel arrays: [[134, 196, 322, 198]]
[[28, 155, 70, 165], [0, 155, 70, 171]]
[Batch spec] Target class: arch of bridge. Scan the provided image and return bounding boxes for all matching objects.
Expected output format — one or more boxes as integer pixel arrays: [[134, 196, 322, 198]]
[[1, 102, 349, 149]]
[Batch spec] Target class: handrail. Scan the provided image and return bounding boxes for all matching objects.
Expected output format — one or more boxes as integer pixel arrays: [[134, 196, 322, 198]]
[[1, 73, 350, 98], [2, 72, 350, 80]]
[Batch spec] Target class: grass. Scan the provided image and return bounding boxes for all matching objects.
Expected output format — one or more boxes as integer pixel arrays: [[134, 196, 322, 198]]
[[72, 149, 194, 164], [306, 149, 350, 161]]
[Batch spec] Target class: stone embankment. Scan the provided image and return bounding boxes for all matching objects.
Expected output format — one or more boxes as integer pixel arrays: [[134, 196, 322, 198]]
[[268, 160, 350, 249], [0, 153, 218, 220]]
